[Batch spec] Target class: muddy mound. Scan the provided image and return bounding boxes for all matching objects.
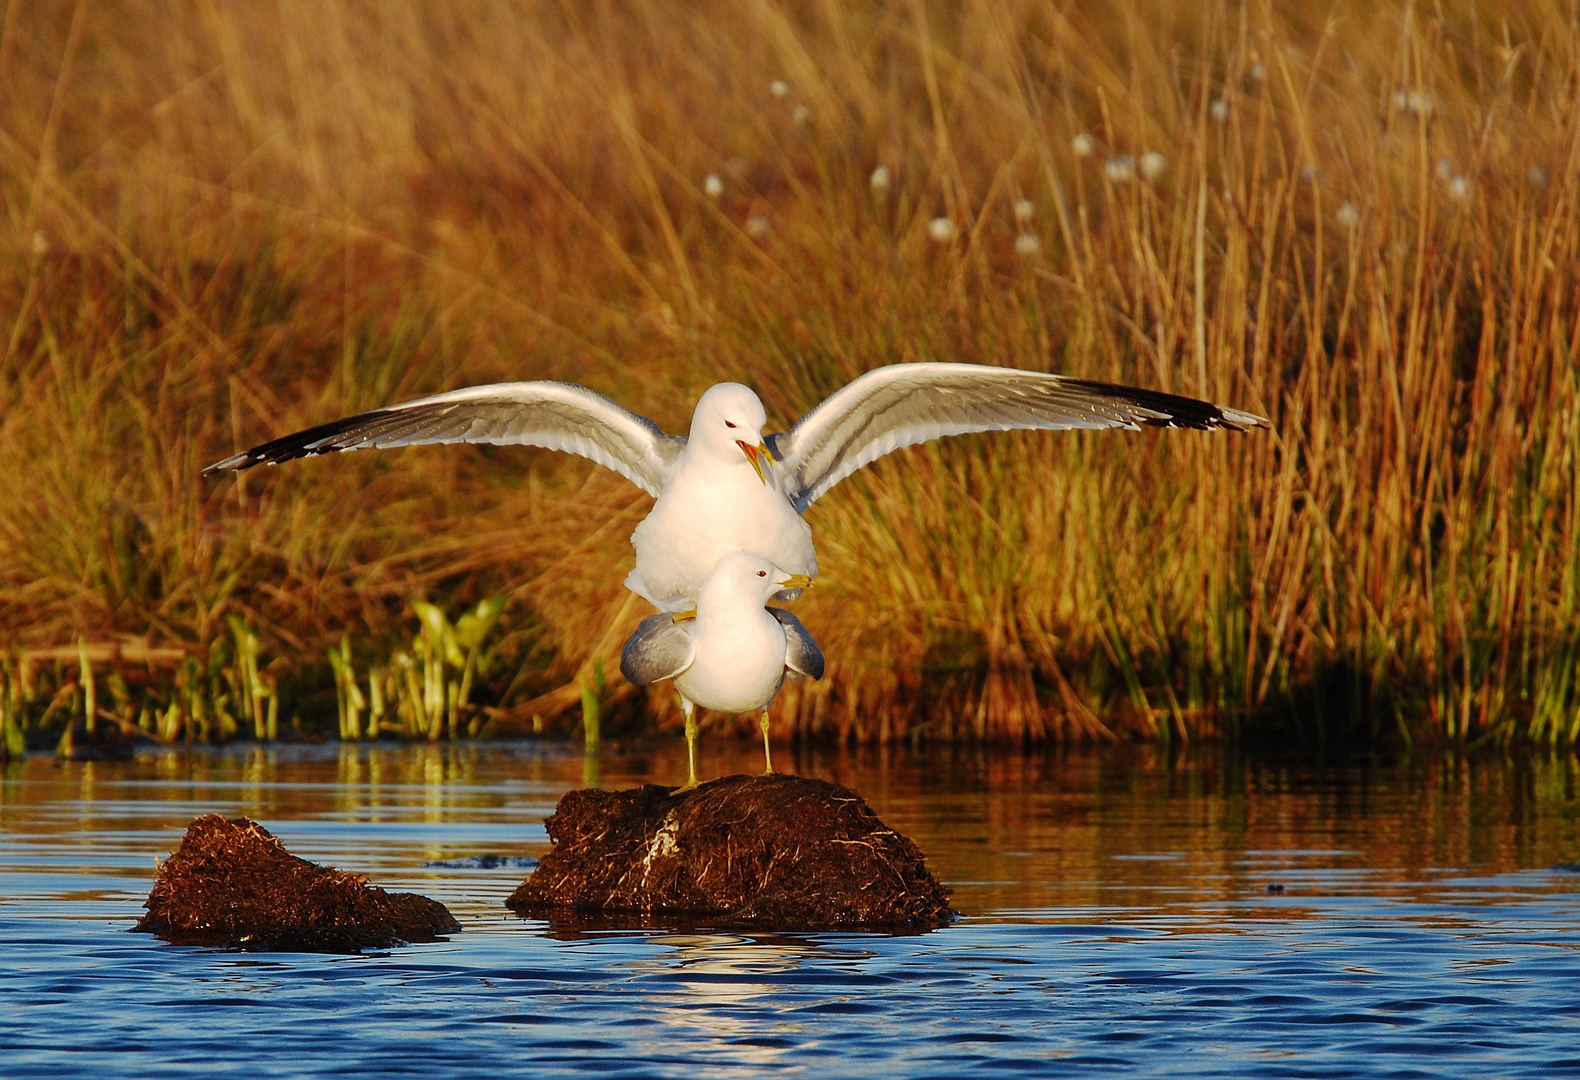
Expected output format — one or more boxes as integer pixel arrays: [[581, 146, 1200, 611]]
[[135, 814, 460, 952], [507, 774, 953, 931]]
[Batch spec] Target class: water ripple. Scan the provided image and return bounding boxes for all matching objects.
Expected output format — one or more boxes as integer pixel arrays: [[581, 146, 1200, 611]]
[[3, 744, 1580, 1077]]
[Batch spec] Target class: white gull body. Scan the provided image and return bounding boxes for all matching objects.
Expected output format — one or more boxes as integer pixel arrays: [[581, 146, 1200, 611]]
[[627, 384, 814, 609], [619, 551, 823, 786], [204, 363, 1268, 610]]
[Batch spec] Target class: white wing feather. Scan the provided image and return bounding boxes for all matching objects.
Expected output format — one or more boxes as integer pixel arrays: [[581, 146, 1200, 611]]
[[766, 363, 1266, 511], [204, 381, 686, 497]]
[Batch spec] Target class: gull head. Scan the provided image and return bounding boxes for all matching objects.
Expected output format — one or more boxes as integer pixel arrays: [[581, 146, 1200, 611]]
[[700, 550, 810, 610], [691, 382, 771, 483]]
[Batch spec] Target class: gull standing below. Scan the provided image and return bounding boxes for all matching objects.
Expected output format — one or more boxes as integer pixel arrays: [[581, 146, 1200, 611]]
[[204, 364, 1268, 611], [621, 551, 822, 787]]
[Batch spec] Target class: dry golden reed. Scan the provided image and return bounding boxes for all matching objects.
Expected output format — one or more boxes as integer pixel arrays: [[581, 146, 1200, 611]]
[[0, 0, 1576, 744]]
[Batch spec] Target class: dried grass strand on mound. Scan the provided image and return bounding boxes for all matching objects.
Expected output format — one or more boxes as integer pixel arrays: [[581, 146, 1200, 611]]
[[135, 814, 460, 952], [507, 774, 953, 931]]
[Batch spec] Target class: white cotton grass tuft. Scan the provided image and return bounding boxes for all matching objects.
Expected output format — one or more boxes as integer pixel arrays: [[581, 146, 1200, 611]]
[[1014, 232, 1041, 256], [927, 217, 957, 242], [744, 216, 770, 237], [1210, 98, 1230, 123], [703, 174, 723, 199], [870, 165, 891, 192], [769, 80, 789, 99], [1335, 202, 1360, 230], [1140, 152, 1167, 182], [1105, 155, 1135, 182], [791, 104, 810, 126], [1394, 90, 1435, 117], [1436, 159, 1472, 202], [1071, 133, 1095, 158], [1013, 199, 1035, 222]]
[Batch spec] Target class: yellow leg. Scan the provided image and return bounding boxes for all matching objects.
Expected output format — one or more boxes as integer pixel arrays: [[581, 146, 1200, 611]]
[[680, 700, 700, 790], [759, 710, 774, 775]]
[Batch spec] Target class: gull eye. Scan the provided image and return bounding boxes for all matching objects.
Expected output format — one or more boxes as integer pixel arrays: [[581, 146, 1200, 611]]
[[757, 570, 768, 577], [724, 420, 737, 429]]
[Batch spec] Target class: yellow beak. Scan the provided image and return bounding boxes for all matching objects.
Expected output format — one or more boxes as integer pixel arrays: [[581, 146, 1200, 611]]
[[736, 440, 771, 485], [777, 573, 814, 591]]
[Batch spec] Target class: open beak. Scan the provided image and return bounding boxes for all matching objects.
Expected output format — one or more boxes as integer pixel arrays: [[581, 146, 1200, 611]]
[[777, 573, 814, 591], [736, 439, 771, 485]]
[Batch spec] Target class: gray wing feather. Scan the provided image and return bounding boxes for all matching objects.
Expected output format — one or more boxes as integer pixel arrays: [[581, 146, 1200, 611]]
[[769, 609, 825, 680], [765, 363, 1267, 512], [620, 614, 696, 686], [204, 381, 687, 497]]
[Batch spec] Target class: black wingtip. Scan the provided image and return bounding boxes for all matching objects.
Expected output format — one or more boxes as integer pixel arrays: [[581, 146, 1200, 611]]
[[201, 443, 331, 475], [201, 409, 402, 476], [1063, 378, 1268, 432]]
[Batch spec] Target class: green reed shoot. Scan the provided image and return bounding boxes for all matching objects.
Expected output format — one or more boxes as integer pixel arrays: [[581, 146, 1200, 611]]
[[580, 663, 604, 755], [329, 597, 506, 742], [77, 640, 94, 735], [227, 617, 275, 742]]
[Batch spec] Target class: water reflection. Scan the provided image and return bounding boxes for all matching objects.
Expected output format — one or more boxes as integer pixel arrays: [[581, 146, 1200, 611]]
[[4, 742, 1580, 1079], [623, 934, 820, 1065], [3, 742, 1579, 915]]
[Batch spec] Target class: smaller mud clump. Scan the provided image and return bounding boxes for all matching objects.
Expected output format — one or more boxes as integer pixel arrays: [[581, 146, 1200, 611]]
[[507, 774, 953, 931], [136, 814, 460, 952]]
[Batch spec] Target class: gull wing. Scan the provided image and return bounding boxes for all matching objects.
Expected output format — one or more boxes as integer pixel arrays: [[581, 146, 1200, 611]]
[[620, 614, 697, 687], [764, 363, 1268, 512], [204, 381, 687, 497], [769, 609, 825, 680]]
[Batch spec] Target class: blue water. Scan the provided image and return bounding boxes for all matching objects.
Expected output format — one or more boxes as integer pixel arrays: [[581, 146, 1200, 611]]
[[3, 742, 1579, 1077]]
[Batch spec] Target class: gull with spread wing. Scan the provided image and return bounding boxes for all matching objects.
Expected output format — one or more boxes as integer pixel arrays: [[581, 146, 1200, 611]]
[[620, 550, 822, 788], [205, 363, 1267, 609]]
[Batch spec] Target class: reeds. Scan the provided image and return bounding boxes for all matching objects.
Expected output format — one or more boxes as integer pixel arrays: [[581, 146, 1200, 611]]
[[329, 596, 506, 741], [1, 0, 1576, 745], [0, 596, 506, 751]]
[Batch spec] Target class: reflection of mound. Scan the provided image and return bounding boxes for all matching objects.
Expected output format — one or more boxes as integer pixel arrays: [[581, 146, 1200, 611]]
[[507, 774, 954, 931], [135, 814, 460, 953]]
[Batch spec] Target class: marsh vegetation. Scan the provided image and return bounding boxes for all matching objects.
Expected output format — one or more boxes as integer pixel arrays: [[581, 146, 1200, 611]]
[[1, 0, 1576, 747]]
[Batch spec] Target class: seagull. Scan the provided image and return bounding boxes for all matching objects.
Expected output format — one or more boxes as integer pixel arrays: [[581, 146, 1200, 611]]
[[204, 363, 1267, 610], [619, 550, 823, 788]]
